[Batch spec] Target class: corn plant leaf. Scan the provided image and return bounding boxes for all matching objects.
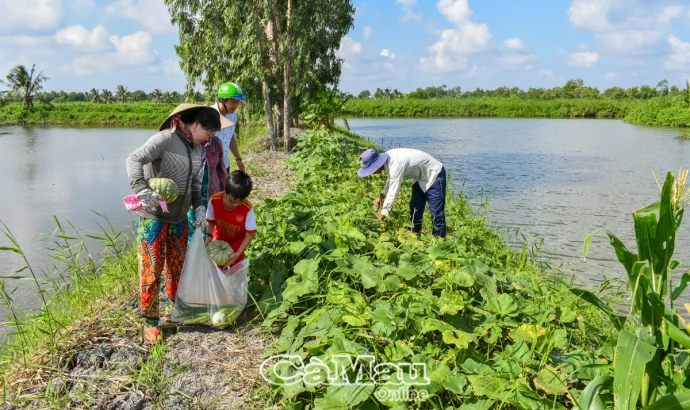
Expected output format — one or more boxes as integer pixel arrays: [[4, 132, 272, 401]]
[[664, 318, 690, 349], [672, 273, 690, 301], [575, 376, 613, 410], [643, 393, 690, 410], [569, 288, 626, 330], [583, 228, 637, 279], [614, 330, 657, 410]]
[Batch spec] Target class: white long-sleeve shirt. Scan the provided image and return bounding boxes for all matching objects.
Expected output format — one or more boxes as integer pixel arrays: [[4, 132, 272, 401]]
[[211, 103, 237, 166], [380, 148, 443, 216]]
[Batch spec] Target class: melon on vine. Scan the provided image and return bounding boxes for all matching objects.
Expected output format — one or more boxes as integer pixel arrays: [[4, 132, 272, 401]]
[[147, 177, 179, 203], [208, 240, 233, 266]]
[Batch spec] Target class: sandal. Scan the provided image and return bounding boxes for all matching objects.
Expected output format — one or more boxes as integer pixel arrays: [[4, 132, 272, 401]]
[[143, 325, 162, 345]]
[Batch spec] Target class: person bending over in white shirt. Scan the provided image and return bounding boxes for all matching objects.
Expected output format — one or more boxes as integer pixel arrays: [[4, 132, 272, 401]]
[[357, 148, 447, 237]]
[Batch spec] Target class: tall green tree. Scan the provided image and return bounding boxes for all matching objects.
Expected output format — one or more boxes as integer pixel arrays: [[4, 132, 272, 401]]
[[115, 85, 129, 103], [151, 89, 164, 103], [101, 89, 113, 104], [3, 64, 49, 109], [87, 88, 101, 103], [165, 0, 355, 151]]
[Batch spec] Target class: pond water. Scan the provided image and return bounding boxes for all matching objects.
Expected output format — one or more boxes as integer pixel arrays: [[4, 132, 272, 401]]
[[339, 118, 690, 291], [0, 126, 154, 332]]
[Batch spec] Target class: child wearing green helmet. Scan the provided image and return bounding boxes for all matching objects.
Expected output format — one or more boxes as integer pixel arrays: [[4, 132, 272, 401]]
[[212, 82, 246, 173]]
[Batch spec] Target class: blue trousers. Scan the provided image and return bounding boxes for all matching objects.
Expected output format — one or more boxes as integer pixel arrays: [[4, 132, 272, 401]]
[[410, 167, 447, 237]]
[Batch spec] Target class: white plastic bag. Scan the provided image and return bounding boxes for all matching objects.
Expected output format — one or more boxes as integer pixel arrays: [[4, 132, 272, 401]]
[[171, 229, 249, 328]]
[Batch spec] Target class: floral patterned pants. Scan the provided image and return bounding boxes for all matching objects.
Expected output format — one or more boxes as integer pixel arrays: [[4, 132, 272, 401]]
[[137, 217, 188, 320]]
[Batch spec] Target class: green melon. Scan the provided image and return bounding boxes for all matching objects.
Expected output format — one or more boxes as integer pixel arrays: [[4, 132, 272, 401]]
[[208, 240, 233, 266], [148, 177, 179, 203]]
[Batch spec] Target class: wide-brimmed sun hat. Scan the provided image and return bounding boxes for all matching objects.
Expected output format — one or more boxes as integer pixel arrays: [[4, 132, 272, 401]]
[[159, 103, 235, 131], [358, 148, 389, 177]]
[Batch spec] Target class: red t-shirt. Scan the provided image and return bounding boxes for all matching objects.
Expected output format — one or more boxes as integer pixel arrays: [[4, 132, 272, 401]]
[[206, 192, 257, 264]]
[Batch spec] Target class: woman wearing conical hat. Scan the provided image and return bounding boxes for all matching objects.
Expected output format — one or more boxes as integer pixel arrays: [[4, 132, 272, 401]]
[[125, 104, 233, 344]]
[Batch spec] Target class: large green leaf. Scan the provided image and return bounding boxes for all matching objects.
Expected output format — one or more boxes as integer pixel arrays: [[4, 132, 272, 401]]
[[314, 384, 375, 410], [534, 366, 568, 395], [485, 294, 518, 318], [614, 330, 657, 410], [644, 393, 690, 410], [576, 376, 613, 410], [283, 259, 320, 303]]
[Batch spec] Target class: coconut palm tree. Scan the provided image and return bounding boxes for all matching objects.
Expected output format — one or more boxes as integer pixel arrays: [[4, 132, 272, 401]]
[[151, 89, 163, 103], [87, 88, 101, 103], [4, 64, 49, 109], [115, 85, 129, 103], [101, 89, 113, 104]]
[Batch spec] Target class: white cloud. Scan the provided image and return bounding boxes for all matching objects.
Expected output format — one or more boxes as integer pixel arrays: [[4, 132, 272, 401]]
[[66, 30, 157, 75], [568, 0, 687, 56], [161, 59, 181, 75], [55, 25, 109, 52], [381, 49, 396, 59], [363, 26, 373, 40], [664, 35, 690, 71], [419, 0, 492, 72], [568, 0, 613, 31], [596, 30, 661, 54], [338, 36, 362, 57], [567, 52, 600, 67], [504, 38, 525, 51], [604, 72, 619, 80], [109, 31, 156, 65], [396, 0, 421, 22], [105, 0, 174, 34], [538, 69, 554, 78], [0, 0, 64, 32]]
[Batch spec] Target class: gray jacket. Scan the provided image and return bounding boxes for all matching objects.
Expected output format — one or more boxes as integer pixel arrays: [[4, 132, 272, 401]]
[[126, 129, 202, 224]]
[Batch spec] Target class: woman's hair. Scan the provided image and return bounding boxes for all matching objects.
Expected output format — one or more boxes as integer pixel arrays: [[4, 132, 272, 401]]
[[225, 170, 253, 200], [179, 107, 221, 131]]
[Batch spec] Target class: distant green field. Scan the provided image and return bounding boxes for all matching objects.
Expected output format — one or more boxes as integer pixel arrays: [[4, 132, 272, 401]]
[[343, 97, 641, 119], [0, 102, 178, 126]]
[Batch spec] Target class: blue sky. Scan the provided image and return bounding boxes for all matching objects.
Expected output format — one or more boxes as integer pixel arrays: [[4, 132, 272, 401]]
[[1, 0, 690, 94]]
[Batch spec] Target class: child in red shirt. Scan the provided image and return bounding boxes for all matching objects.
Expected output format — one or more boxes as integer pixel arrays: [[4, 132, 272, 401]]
[[205, 171, 257, 268]]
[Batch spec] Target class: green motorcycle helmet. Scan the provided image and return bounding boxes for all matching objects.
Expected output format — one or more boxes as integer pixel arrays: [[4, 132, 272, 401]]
[[217, 82, 245, 101]]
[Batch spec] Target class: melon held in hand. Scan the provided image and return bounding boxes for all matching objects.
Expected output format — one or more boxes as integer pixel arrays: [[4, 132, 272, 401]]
[[147, 177, 179, 203], [208, 240, 233, 266]]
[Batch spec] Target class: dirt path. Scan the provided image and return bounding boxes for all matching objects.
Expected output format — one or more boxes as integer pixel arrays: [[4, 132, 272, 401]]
[[2, 136, 296, 410]]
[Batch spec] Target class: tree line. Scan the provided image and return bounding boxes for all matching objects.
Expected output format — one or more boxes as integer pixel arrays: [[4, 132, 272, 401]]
[[355, 79, 680, 100], [0, 67, 203, 108]]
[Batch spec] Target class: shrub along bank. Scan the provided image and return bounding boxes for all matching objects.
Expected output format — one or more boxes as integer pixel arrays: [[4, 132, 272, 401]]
[[248, 130, 617, 409]]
